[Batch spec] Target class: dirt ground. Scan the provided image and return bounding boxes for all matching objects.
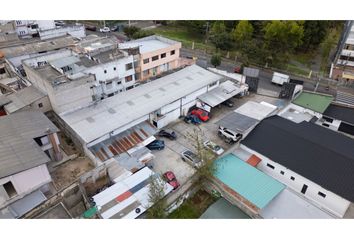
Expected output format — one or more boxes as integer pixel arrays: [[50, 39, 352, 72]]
[[52, 156, 94, 190], [57, 132, 77, 156]]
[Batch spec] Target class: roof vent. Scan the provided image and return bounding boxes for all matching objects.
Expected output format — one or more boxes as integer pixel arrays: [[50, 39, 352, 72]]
[[127, 100, 135, 106], [108, 108, 116, 114], [86, 117, 95, 123], [159, 87, 166, 92], [144, 93, 151, 99], [186, 76, 193, 80], [173, 82, 180, 86]]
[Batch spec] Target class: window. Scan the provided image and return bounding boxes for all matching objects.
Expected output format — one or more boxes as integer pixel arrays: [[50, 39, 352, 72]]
[[113, 67, 116, 71], [125, 63, 133, 70], [161, 53, 166, 58], [0, 67, 5, 74], [152, 55, 159, 61], [126, 86, 134, 90], [170, 50, 175, 55], [116, 81, 122, 85], [104, 70, 107, 74], [290, 176, 295, 181], [143, 58, 149, 64], [318, 192, 326, 198], [301, 184, 308, 194], [266, 163, 275, 169], [107, 93, 114, 97], [38, 103, 43, 108], [3, 181, 17, 198], [209, 82, 217, 88], [280, 171, 285, 175], [143, 70, 150, 77], [125, 75, 133, 82]]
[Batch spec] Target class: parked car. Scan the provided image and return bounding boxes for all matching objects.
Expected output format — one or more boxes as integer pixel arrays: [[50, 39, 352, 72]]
[[191, 109, 209, 122], [55, 20, 65, 27], [110, 25, 119, 32], [184, 114, 202, 125], [218, 126, 242, 144], [100, 27, 111, 33], [203, 140, 224, 155], [157, 130, 177, 140], [181, 150, 203, 168], [85, 25, 97, 31], [163, 171, 180, 190], [221, 99, 234, 107], [146, 140, 165, 150]]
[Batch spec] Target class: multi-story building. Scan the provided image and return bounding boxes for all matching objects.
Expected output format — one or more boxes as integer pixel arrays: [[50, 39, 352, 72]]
[[119, 35, 182, 81], [331, 21, 354, 84], [23, 37, 137, 114]]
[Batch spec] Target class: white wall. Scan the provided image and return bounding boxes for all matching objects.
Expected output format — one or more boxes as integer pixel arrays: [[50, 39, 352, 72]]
[[241, 144, 351, 218], [0, 164, 51, 207], [39, 25, 85, 40], [157, 108, 180, 128]]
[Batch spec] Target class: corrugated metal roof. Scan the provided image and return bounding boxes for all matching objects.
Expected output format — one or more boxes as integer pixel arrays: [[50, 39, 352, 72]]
[[93, 167, 173, 219], [61, 65, 222, 144], [242, 115, 354, 202], [243, 67, 259, 78], [4, 86, 46, 113], [214, 154, 285, 209], [49, 55, 80, 69], [0, 111, 58, 178], [216, 112, 258, 133], [9, 190, 47, 218], [198, 80, 244, 107]]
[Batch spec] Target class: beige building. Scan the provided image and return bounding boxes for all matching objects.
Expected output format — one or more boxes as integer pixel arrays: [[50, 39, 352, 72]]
[[119, 35, 182, 81]]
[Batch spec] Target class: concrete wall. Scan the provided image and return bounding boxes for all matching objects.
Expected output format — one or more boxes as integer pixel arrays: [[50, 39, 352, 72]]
[[24, 63, 95, 114], [39, 25, 86, 40], [0, 164, 52, 208], [241, 144, 351, 218]]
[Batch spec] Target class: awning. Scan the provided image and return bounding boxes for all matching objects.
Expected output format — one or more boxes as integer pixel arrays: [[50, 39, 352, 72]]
[[198, 80, 245, 107], [216, 112, 258, 134]]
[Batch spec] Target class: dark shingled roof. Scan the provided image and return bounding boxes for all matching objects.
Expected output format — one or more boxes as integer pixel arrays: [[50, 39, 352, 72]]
[[323, 104, 354, 126], [242, 115, 354, 202]]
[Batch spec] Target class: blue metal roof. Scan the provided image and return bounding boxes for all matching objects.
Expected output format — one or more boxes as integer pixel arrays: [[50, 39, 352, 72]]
[[214, 154, 285, 209]]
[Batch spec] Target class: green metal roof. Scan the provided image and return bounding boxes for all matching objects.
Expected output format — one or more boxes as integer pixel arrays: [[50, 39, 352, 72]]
[[214, 154, 285, 209], [292, 92, 333, 113]]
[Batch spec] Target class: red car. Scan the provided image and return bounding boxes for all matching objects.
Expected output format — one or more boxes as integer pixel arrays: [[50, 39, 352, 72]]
[[191, 109, 209, 122], [163, 171, 180, 190]]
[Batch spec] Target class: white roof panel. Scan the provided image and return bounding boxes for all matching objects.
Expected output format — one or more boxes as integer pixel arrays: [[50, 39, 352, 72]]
[[61, 65, 222, 143], [235, 101, 277, 121]]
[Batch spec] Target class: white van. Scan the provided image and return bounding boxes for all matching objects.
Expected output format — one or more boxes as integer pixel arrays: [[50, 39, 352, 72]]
[[272, 72, 290, 86]]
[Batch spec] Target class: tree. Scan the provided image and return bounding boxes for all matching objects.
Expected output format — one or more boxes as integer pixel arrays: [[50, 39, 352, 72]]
[[263, 21, 304, 63], [146, 174, 167, 219], [232, 20, 254, 43], [301, 21, 329, 50], [178, 20, 208, 34], [211, 53, 221, 68], [123, 26, 140, 39], [209, 21, 233, 50], [185, 128, 218, 185], [232, 21, 254, 55], [132, 30, 154, 39]]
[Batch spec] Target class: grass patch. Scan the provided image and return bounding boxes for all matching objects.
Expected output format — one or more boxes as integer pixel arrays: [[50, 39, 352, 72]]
[[152, 25, 215, 51], [168, 190, 217, 219]]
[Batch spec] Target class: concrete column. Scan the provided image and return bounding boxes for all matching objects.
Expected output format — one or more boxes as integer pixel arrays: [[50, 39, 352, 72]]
[[48, 133, 62, 161]]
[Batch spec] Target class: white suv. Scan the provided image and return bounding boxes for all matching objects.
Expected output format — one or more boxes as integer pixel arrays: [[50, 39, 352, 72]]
[[218, 126, 242, 144]]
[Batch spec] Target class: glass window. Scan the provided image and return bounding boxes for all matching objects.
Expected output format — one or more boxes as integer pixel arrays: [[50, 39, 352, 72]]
[[161, 53, 166, 58], [152, 55, 159, 61], [125, 75, 133, 82], [125, 63, 133, 70], [170, 50, 175, 55], [143, 58, 149, 64]]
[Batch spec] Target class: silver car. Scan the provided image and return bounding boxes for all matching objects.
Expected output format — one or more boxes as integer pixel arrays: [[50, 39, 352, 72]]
[[181, 149, 203, 168]]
